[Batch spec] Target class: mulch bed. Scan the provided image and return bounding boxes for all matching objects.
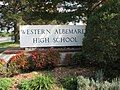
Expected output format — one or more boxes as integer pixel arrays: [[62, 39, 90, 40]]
[[11, 72, 39, 90], [10, 66, 95, 90], [51, 66, 95, 80]]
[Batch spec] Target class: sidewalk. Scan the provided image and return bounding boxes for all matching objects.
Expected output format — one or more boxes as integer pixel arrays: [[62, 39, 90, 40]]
[[0, 48, 25, 63], [0, 37, 13, 43], [0, 53, 16, 62]]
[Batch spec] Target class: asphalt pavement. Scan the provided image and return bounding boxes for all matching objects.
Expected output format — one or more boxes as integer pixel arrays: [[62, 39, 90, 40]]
[[0, 37, 14, 43]]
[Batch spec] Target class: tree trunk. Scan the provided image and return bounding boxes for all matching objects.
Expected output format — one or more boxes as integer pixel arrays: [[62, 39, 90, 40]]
[[14, 22, 19, 43]]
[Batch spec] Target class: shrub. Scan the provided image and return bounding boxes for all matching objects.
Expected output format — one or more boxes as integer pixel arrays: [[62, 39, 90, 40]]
[[46, 48, 60, 68], [6, 63, 21, 77], [0, 58, 22, 77], [60, 76, 77, 90], [77, 76, 91, 90], [31, 50, 47, 69], [111, 78, 120, 90], [77, 76, 120, 90], [103, 68, 120, 79], [72, 53, 81, 66], [0, 78, 13, 90], [31, 48, 60, 70], [83, 0, 120, 68], [8, 52, 29, 70], [0, 59, 8, 77], [18, 75, 54, 90], [63, 52, 87, 66], [72, 52, 87, 66], [3, 52, 29, 76], [94, 69, 104, 82]]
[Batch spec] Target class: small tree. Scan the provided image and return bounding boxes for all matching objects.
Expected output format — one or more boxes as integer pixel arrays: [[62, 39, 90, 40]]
[[83, 0, 120, 68]]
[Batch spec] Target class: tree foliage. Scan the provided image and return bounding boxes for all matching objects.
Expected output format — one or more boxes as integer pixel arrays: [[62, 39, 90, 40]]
[[83, 0, 120, 67], [1, 0, 107, 42], [1, 0, 107, 24]]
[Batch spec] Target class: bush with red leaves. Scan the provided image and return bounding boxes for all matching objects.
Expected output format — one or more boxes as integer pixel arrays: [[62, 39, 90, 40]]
[[31, 50, 47, 69], [8, 52, 29, 70], [31, 48, 60, 70], [46, 48, 60, 68]]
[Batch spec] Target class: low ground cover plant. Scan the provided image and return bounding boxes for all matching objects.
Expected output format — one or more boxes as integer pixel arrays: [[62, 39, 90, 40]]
[[0, 78, 13, 90], [77, 76, 120, 90], [18, 74, 54, 90], [60, 76, 77, 90]]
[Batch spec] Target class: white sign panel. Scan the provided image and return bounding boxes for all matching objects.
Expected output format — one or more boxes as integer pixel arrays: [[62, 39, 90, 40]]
[[20, 25, 85, 47]]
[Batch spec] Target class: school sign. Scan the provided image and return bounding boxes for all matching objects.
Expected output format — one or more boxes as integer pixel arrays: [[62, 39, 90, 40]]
[[20, 25, 85, 47]]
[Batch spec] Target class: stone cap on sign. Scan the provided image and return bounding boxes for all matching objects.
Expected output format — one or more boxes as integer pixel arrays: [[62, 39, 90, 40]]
[[25, 46, 82, 52]]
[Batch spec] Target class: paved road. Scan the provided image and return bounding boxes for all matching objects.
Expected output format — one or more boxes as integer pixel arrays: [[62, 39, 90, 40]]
[[0, 37, 14, 43]]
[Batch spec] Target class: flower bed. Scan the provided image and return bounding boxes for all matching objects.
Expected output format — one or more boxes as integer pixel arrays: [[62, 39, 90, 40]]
[[0, 48, 61, 74]]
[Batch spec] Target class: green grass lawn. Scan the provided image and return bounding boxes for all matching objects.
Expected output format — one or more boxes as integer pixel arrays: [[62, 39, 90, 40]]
[[0, 32, 12, 37], [0, 42, 20, 48]]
